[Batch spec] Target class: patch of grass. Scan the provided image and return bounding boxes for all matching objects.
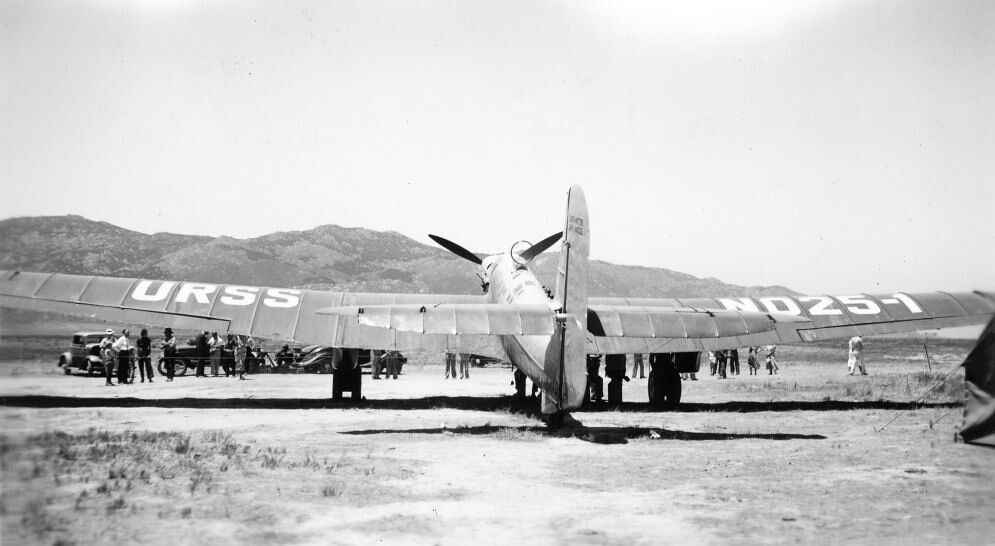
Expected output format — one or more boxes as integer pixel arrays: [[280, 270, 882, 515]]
[[320, 484, 342, 497], [492, 427, 544, 442]]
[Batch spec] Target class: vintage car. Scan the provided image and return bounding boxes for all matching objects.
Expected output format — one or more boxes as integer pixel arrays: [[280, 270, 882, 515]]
[[57, 331, 109, 375], [292, 347, 396, 375], [157, 343, 235, 377]]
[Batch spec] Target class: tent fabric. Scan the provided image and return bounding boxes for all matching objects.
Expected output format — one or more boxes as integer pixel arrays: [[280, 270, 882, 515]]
[[960, 316, 995, 446]]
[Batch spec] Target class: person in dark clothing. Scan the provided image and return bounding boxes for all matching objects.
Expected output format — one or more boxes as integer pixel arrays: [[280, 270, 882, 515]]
[[371, 349, 384, 379], [195, 331, 209, 377], [585, 354, 604, 404], [716, 350, 728, 379], [136, 328, 153, 382], [747, 346, 760, 375], [729, 349, 740, 375], [275, 344, 294, 369], [161, 328, 177, 382], [604, 354, 629, 408], [513, 367, 527, 401], [383, 350, 402, 379], [223, 334, 236, 376]]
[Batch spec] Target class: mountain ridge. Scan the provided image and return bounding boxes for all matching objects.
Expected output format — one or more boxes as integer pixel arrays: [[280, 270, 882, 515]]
[[0, 215, 796, 297]]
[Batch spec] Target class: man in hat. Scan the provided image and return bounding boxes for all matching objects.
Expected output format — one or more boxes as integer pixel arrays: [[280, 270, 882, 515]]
[[161, 328, 177, 382], [100, 328, 116, 386]]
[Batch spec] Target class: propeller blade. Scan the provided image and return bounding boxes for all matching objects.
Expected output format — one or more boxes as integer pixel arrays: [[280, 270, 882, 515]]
[[519, 231, 563, 261], [429, 234, 483, 265]]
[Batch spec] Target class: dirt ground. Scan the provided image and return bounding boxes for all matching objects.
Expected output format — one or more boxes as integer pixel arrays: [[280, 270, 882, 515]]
[[1, 337, 994, 545]]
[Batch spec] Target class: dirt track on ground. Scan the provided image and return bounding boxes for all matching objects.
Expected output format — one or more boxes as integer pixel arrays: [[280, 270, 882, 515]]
[[2, 339, 994, 545]]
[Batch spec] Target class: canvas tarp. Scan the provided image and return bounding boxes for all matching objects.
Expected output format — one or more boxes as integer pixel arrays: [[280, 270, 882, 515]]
[[960, 316, 995, 446]]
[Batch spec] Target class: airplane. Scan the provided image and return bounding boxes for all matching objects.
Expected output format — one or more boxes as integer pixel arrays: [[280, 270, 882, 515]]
[[2, 185, 993, 426]]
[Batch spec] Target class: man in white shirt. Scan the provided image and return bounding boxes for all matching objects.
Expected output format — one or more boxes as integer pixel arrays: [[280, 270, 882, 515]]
[[112, 329, 133, 384], [848, 336, 866, 375]]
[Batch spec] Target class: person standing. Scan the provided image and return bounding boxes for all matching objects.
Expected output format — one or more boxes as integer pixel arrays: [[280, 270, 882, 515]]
[[444, 352, 457, 379], [112, 329, 133, 385], [847, 336, 867, 375], [224, 334, 236, 376], [730, 349, 740, 376], [100, 329, 116, 386], [383, 350, 401, 380], [195, 331, 209, 377], [716, 349, 728, 379], [209, 332, 222, 376], [136, 328, 153, 383], [708, 351, 717, 376], [459, 353, 470, 379], [631, 353, 645, 379], [766, 345, 779, 375], [161, 328, 177, 382], [585, 354, 604, 404], [235, 335, 252, 381], [371, 349, 384, 379], [747, 346, 760, 375]]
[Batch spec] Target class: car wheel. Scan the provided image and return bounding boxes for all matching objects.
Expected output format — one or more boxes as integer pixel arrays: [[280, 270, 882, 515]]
[[175, 361, 188, 376], [86, 361, 95, 376], [60, 357, 71, 375]]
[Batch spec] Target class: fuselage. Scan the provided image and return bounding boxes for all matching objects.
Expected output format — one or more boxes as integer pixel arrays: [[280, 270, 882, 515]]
[[483, 254, 559, 392]]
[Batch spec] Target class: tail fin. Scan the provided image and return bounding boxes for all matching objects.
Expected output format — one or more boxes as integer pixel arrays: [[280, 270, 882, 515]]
[[961, 315, 995, 446], [543, 185, 590, 413]]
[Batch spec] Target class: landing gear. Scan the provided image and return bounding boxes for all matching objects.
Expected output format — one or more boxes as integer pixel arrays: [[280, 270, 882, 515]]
[[545, 412, 566, 429], [648, 353, 682, 410], [332, 367, 362, 401]]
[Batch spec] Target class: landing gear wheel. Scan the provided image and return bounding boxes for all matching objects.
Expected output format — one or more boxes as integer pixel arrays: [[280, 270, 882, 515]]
[[648, 364, 682, 410], [545, 413, 565, 429]]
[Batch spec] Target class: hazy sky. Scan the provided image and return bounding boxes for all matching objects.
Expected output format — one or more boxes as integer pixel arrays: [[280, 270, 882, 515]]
[[1, 0, 992, 295]]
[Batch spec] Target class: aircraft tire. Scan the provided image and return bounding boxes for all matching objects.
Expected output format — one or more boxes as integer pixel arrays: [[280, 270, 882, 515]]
[[350, 368, 362, 401], [546, 413, 565, 429], [332, 369, 345, 400]]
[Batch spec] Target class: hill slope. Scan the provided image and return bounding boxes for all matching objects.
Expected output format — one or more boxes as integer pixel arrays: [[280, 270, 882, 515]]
[[0, 216, 794, 297]]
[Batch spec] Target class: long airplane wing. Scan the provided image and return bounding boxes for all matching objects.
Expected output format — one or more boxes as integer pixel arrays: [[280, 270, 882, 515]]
[[317, 303, 808, 339], [587, 292, 995, 352], [0, 270, 503, 354]]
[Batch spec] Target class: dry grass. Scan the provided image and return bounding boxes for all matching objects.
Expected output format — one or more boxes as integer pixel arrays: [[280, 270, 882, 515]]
[[0, 428, 416, 545]]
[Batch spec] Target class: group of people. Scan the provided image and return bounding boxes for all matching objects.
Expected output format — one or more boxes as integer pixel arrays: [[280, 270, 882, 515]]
[[370, 349, 405, 380], [97, 327, 153, 386], [98, 326, 264, 385], [443, 352, 472, 380]]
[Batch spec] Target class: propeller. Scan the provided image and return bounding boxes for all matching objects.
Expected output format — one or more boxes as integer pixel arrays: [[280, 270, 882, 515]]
[[517, 231, 563, 262], [429, 234, 482, 265]]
